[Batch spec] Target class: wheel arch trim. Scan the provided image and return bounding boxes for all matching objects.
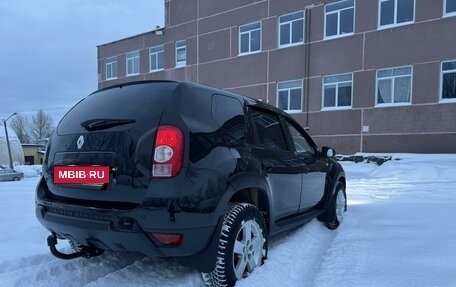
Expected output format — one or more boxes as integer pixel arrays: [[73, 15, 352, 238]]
[[214, 173, 272, 230]]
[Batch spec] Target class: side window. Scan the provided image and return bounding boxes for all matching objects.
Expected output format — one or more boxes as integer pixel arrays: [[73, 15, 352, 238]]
[[445, 0, 456, 16], [212, 94, 246, 141], [325, 0, 355, 39], [126, 51, 140, 76], [175, 40, 186, 67], [379, 0, 414, 28], [239, 22, 262, 55], [105, 56, 118, 80], [285, 120, 315, 157], [251, 109, 288, 151]]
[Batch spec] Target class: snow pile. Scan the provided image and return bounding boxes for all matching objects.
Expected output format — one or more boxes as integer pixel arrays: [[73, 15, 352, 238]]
[[0, 154, 455, 286], [14, 165, 42, 178], [374, 154, 456, 182], [344, 153, 456, 182]]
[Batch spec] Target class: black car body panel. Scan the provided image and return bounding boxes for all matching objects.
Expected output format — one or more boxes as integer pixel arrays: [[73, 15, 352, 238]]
[[36, 80, 345, 272]]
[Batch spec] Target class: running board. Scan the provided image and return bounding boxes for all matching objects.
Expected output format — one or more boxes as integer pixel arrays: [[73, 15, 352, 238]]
[[47, 233, 104, 260], [275, 209, 323, 228]]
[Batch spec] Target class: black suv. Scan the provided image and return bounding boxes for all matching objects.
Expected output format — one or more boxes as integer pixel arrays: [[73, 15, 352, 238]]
[[36, 81, 346, 287]]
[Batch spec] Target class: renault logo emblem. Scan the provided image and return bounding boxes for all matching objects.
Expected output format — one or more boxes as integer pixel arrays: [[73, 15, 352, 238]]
[[77, 135, 84, 149]]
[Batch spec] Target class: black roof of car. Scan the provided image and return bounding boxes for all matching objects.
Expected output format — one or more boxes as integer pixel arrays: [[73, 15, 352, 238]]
[[92, 80, 289, 118]]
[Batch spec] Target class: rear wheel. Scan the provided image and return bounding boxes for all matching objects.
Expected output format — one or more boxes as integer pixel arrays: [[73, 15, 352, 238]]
[[204, 203, 268, 287], [325, 183, 347, 230]]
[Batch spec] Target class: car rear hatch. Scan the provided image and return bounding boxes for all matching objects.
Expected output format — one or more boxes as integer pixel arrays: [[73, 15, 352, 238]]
[[43, 81, 179, 206]]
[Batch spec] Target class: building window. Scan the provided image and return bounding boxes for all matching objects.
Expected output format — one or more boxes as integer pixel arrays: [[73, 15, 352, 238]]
[[376, 66, 412, 106], [239, 21, 261, 55], [175, 40, 186, 67], [126, 51, 140, 76], [149, 45, 164, 72], [441, 61, 456, 102], [277, 80, 302, 113], [105, 56, 117, 80], [323, 73, 353, 109], [444, 0, 456, 16], [279, 11, 304, 47], [324, 0, 354, 39], [379, 0, 414, 28]]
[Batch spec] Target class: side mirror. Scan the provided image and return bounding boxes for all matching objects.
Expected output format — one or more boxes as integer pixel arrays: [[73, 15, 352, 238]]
[[321, 146, 335, 158]]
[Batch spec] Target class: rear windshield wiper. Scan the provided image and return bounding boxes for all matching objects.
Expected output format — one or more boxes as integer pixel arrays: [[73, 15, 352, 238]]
[[81, 119, 136, 131]]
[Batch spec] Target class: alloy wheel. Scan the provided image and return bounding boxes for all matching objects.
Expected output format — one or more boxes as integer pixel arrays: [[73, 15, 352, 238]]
[[232, 219, 264, 280], [335, 189, 346, 223]]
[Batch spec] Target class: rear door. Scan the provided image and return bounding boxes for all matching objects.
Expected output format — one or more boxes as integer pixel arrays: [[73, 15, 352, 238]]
[[46, 82, 178, 204], [283, 119, 328, 212], [249, 108, 303, 219]]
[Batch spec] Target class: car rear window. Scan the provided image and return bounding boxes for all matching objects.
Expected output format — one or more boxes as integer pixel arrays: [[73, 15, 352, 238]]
[[58, 82, 178, 135]]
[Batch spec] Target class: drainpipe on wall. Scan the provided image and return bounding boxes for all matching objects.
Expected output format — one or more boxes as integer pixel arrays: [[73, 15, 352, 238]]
[[304, 7, 311, 129], [164, 0, 170, 28], [196, 0, 200, 83], [360, 109, 364, 153]]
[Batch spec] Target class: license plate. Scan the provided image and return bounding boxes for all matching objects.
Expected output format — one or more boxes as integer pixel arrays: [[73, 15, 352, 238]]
[[54, 166, 110, 184]]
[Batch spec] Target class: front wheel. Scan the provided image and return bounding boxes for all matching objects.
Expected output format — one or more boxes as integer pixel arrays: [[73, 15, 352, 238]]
[[204, 203, 268, 287], [325, 183, 347, 230]]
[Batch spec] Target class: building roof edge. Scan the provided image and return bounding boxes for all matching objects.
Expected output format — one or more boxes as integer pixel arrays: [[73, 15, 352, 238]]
[[96, 27, 165, 48]]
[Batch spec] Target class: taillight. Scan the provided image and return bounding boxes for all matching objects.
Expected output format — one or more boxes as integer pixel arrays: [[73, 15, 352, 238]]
[[152, 126, 183, 177], [150, 233, 183, 246]]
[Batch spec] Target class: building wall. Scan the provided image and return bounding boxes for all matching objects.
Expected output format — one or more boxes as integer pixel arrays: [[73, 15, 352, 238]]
[[97, 0, 456, 154], [22, 146, 44, 165]]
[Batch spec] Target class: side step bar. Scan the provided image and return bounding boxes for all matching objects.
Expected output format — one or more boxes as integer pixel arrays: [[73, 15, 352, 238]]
[[47, 233, 104, 260]]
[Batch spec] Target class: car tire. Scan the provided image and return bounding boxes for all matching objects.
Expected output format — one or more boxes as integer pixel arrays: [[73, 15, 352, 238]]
[[325, 182, 347, 230], [13, 177, 20, 181], [204, 203, 268, 287]]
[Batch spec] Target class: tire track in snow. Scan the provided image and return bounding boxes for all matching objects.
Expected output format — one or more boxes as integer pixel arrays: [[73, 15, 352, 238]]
[[0, 252, 141, 287], [312, 211, 366, 287], [83, 257, 203, 287], [0, 222, 338, 287], [313, 179, 456, 287], [0, 254, 56, 275], [236, 220, 339, 287], [310, 177, 393, 287]]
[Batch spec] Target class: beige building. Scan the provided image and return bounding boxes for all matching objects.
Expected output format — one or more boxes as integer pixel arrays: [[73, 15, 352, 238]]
[[22, 144, 45, 165]]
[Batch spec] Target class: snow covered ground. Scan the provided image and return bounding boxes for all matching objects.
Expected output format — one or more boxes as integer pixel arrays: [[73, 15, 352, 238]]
[[0, 154, 455, 287]]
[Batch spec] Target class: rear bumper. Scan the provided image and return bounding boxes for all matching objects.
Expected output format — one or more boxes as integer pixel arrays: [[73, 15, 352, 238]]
[[36, 203, 218, 257], [35, 177, 220, 258]]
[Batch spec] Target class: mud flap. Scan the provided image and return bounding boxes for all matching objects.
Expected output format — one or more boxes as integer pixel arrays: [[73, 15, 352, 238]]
[[178, 216, 224, 273]]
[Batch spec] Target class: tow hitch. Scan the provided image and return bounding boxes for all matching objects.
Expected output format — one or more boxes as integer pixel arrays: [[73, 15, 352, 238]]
[[47, 232, 104, 260]]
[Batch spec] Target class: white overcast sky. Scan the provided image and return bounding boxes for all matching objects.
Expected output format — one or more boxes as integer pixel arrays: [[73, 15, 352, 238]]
[[0, 0, 164, 122]]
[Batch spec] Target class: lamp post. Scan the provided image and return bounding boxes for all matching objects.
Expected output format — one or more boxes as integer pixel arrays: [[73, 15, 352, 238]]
[[2, 112, 17, 170]]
